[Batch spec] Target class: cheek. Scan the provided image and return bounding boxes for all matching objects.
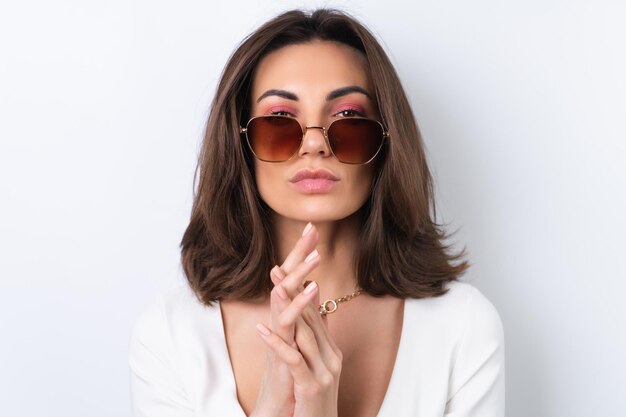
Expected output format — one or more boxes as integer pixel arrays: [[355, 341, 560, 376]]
[[255, 162, 296, 215], [347, 166, 376, 202], [254, 163, 279, 203]]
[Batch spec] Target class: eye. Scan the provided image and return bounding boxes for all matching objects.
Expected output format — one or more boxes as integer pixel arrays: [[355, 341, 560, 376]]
[[270, 110, 295, 117], [334, 108, 365, 118]]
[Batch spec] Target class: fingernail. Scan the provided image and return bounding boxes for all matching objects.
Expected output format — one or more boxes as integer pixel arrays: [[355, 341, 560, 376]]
[[304, 249, 319, 264], [304, 281, 317, 295], [271, 265, 284, 280], [275, 285, 288, 300], [302, 222, 313, 237], [304, 281, 318, 295], [256, 323, 271, 336]]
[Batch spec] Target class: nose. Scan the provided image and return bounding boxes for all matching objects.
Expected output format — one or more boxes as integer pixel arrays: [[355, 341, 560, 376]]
[[298, 125, 332, 158]]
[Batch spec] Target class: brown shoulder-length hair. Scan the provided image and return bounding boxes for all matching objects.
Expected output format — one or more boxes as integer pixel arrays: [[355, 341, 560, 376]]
[[181, 8, 469, 306]]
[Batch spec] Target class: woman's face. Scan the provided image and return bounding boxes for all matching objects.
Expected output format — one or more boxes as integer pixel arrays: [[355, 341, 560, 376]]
[[249, 40, 380, 223]]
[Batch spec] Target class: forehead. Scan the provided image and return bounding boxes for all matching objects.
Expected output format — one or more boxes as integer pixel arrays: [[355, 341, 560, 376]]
[[251, 40, 371, 98]]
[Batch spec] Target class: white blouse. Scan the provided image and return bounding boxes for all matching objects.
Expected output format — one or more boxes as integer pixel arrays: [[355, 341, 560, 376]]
[[129, 280, 505, 417]]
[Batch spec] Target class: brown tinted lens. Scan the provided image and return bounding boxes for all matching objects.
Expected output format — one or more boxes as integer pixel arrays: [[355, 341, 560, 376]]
[[247, 116, 302, 162], [327, 118, 384, 164]]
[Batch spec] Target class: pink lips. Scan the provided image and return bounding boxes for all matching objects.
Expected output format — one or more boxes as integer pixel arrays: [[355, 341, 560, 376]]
[[289, 169, 339, 193]]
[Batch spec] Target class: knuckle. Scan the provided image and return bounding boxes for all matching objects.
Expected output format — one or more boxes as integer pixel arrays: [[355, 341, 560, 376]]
[[319, 372, 334, 387], [277, 315, 291, 329], [279, 277, 297, 294], [288, 353, 304, 368], [328, 357, 342, 375]]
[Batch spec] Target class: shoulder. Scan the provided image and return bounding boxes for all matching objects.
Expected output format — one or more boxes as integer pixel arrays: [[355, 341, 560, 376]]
[[406, 280, 502, 322], [129, 284, 221, 358], [425, 282, 505, 413], [403, 280, 504, 348], [131, 284, 202, 331], [129, 285, 222, 411]]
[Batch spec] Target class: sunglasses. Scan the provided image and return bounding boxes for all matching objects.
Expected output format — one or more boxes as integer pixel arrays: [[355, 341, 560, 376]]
[[239, 115, 389, 164]]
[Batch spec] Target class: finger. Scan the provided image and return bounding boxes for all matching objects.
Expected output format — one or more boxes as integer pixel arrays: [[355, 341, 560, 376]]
[[294, 316, 334, 382], [302, 308, 342, 360], [276, 281, 319, 331], [279, 250, 320, 298], [301, 287, 342, 359], [270, 283, 293, 341], [269, 265, 284, 286], [280, 223, 318, 274], [256, 322, 313, 386]]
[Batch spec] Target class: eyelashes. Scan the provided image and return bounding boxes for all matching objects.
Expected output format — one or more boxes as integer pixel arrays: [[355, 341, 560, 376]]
[[332, 102, 366, 117], [334, 108, 365, 118]]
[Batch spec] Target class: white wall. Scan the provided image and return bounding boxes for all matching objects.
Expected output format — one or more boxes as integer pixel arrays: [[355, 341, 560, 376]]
[[1, 1, 624, 416]]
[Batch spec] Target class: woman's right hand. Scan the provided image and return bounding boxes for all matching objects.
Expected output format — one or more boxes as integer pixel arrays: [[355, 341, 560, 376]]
[[251, 223, 321, 417]]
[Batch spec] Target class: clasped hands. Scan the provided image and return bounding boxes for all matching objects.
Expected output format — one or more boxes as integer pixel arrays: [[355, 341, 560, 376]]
[[252, 223, 342, 417]]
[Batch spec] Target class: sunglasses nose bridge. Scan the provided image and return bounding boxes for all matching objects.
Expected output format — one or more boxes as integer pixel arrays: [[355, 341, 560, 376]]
[[300, 125, 332, 157]]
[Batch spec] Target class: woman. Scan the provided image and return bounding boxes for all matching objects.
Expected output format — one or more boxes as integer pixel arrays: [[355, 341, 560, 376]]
[[129, 9, 505, 417]]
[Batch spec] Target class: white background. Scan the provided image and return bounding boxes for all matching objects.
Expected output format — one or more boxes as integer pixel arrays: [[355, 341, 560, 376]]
[[1, 1, 624, 416]]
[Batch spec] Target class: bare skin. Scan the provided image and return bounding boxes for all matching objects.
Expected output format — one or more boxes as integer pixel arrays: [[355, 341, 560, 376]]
[[221, 290, 404, 417], [221, 40, 405, 417]]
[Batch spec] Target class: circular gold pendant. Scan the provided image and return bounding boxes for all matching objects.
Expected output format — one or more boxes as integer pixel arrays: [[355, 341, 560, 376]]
[[320, 299, 338, 315]]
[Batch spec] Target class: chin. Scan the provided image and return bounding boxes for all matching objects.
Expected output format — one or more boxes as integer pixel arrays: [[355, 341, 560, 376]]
[[268, 198, 367, 223]]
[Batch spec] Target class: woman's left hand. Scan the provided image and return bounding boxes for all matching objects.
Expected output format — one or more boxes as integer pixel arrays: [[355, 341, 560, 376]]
[[257, 278, 342, 417]]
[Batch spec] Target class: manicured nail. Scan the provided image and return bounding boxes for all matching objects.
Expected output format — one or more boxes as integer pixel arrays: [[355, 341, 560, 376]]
[[256, 323, 271, 336], [271, 265, 284, 280], [302, 222, 313, 237], [275, 285, 288, 300], [304, 249, 319, 264], [304, 281, 318, 295]]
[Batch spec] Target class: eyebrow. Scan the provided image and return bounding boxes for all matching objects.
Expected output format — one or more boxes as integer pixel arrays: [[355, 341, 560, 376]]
[[256, 85, 371, 103], [256, 89, 298, 102]]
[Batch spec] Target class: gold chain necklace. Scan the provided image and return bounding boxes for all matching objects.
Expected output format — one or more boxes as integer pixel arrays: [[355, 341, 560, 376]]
[[319, 289, 362, 315]]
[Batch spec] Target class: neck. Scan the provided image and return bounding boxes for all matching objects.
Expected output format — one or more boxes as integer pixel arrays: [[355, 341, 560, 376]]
[[271, 212, 363, 302]]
